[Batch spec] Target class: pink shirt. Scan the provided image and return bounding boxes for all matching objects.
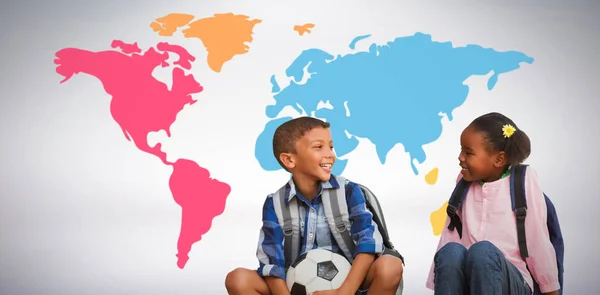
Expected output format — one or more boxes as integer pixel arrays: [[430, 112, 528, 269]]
[[426, 166, 560, 294]]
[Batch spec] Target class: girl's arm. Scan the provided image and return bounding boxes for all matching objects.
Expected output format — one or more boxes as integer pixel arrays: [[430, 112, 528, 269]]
[[425, 173, 463, 290], [522, 167, 560, 294]]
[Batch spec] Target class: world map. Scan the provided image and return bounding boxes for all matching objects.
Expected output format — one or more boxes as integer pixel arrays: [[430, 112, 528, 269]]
[[53, 12, 533, 268]]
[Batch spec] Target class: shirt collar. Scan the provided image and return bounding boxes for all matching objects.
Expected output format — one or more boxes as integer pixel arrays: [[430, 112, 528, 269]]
[[478, 166, 512, 186], [285, 175, 340, 204]]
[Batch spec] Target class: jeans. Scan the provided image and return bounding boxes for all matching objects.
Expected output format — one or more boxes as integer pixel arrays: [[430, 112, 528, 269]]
[[433, 241, 531, 295]]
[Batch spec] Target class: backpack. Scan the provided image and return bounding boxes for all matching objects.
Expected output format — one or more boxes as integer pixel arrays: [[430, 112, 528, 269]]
[[272, 175, 404, 295], [446, 164, 564, 295]]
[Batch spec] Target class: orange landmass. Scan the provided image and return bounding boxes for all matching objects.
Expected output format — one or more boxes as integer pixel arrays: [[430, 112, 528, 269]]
[[425, 167, 439, 185], [150, 13, 195, 36], [151, 12, 261, 73], [430, 201, 448, 236], [293, 23, 315, 36]]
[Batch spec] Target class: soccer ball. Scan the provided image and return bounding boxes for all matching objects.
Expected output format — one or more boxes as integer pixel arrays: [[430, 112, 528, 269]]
[[286, 248, 352, 295]]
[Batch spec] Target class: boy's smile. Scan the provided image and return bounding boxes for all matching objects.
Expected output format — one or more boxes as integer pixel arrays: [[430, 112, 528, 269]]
[[276, 123, 336, 199], [320, 163, 333, 173], [294, 126, 336, 182]]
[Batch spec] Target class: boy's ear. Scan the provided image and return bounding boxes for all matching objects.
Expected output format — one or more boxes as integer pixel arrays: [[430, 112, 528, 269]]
[[493, 151, 506, 168], [279, 152, 296, 170]]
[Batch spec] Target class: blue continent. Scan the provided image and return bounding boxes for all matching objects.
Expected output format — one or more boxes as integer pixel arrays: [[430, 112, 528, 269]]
[[256, 32, 534, 175], [349, 34, 372, 50], [270, 75, 281, 93]]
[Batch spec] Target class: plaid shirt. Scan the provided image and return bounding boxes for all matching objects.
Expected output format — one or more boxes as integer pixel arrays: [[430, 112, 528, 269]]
[[256, 175, 384, 280]]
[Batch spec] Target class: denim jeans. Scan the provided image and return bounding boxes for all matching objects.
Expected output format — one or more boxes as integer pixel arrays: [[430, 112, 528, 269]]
[[433, 241, 531, 295]]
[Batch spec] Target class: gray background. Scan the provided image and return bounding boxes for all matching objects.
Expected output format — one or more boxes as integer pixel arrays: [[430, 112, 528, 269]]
[[1, 0, 598, 294]]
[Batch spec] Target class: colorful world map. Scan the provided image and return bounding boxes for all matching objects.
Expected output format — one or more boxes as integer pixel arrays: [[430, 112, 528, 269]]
[[53, 12, 533, 268]]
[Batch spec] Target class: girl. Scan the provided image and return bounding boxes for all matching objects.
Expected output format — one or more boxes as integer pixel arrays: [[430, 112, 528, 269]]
[[425, 112, 560, 295]]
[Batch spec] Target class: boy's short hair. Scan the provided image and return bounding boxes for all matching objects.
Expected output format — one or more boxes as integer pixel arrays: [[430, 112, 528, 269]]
[[272, 116, 331, 170]]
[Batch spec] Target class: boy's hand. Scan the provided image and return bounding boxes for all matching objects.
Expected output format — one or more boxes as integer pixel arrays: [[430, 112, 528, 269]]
[[311, 288, 353, 295], [311, 290, 336, 295]]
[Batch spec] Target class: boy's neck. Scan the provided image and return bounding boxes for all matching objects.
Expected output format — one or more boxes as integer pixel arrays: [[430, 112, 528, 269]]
[[292, 174, 320, 201]]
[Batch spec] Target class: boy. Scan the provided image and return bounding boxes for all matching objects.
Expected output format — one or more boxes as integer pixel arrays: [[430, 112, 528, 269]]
[[225, 116, 404, 295]]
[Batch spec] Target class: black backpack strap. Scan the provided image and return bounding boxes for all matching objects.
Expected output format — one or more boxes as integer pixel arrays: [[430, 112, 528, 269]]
[[351, 185, 392, 247], [510, 164, 529, 259], [346, 183, 405, 265], [447, 178, 471, 239]]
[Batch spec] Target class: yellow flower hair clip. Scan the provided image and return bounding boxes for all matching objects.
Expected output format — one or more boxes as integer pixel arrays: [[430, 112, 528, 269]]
[[502, 124, 517, 138]]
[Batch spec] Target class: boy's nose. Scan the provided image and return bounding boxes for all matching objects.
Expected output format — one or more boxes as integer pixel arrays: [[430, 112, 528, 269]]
[[326, 149, 335, 158]]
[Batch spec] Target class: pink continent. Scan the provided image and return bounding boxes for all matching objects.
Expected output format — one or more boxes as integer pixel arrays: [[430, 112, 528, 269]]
[[54, 40, 231, 268]]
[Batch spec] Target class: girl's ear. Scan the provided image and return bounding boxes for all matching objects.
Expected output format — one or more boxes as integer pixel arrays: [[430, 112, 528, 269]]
[[493, 151, 507, 168]]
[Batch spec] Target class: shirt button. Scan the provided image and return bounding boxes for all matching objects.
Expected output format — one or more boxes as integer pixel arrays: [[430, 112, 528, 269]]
[[301, 222, 304, 227], [309, 232, 313, 238]]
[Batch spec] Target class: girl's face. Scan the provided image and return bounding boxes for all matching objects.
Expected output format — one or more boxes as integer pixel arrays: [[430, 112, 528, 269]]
[[458, 126, 506, 182]]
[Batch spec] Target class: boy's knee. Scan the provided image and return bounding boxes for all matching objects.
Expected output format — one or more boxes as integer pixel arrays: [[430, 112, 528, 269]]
[[466, 241, 502, 268], [225, 268, 252, 293], [373, 255, 404, 288], [435, 242, 467, 266]]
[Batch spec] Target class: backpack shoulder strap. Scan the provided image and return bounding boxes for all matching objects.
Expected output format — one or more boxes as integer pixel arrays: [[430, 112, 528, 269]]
[[446, 177, 471, 239], [356, 183, 392, 249], [355, 183, 405, 265], [272, 183, 302, 269], [321, 175, 356, 263], [510, 164, 529, 258]]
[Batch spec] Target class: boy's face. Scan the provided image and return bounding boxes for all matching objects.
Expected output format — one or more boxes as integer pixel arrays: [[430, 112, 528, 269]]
[[458, 126, 505, 182], [289, 127, 336, 182]]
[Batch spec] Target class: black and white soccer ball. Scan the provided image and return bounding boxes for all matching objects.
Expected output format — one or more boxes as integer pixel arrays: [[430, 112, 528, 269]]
[[286, 248, 352, 295]]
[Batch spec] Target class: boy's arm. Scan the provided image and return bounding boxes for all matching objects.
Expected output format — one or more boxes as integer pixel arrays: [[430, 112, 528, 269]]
[[338, 182, 385, 295], [522, 167, 560, 294], [337, 253, 375, 295], [264, 277, 290, 295], [256, 194, 290, 295]]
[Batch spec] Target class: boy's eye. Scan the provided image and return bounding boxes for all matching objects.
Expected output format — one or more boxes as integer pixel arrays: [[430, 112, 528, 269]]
[[314, 145, 322, 148]]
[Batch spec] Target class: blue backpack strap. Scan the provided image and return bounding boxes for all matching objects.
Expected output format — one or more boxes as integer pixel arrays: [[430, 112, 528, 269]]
[[543, 194, 565, 295], [544, 196, 565, 272], [446, 178, 471, 239], [510, 164, 529, 258]]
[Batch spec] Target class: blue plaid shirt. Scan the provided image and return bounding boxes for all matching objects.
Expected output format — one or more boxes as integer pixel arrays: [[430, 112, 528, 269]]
[[256, 175, 384, 280]]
